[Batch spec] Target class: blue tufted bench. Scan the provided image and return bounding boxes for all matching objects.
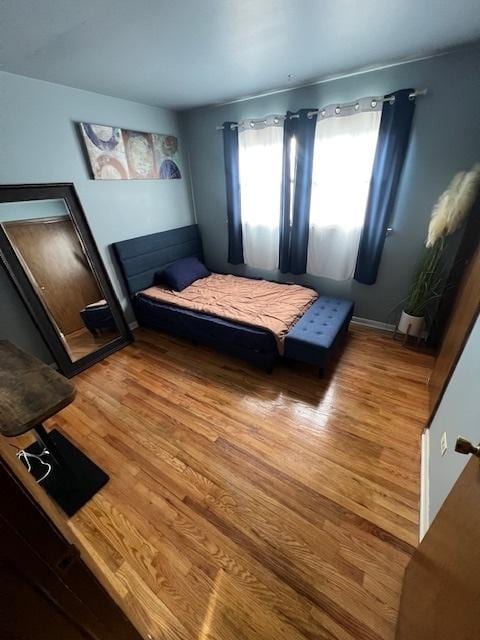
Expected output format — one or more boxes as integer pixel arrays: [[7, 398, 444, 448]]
[[284, 296, 354, 376], [80, 300, 116, 336]]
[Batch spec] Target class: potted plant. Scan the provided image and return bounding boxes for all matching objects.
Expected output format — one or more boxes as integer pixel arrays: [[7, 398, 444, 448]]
[[398, 240, 444, 338], [397, 164, 480, 339]]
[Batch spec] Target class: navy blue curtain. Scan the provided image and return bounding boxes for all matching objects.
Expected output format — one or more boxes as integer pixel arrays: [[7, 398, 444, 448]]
[[279, 109, 318, 274], [354, 89, 416, 284], [222, 122, 244, 264], [279, 112, 295, 272]]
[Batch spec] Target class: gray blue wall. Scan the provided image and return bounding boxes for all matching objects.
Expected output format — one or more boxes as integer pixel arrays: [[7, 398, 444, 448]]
[[428, 314, 480, 524], [0, 71, 195, 361], [0, 199, 68, 222], [2, 46, 480, 361], [181, 45, 480, 323]]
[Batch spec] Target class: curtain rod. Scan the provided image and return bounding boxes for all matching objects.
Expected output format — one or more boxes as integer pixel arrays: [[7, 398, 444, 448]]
[[216, 88, 427, 130]]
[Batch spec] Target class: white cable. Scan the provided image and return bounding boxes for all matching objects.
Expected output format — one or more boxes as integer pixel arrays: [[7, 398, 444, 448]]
[[17, 449, 52, 484]]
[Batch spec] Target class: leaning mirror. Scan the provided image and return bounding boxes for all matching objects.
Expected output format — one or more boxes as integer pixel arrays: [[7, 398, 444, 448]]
[[0, 184, 132, 376]]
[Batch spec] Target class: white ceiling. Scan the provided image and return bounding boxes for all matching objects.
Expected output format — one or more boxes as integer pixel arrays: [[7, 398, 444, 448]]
[[1, 0, 480, 110]]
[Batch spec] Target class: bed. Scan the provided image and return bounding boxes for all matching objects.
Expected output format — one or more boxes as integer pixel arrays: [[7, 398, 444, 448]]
[[113, 224, 317, 371]]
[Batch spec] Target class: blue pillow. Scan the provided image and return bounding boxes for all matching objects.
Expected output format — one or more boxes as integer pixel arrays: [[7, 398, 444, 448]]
[[158, 257, 210, 291]]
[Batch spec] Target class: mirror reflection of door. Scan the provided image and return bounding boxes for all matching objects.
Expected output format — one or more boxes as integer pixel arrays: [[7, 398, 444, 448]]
[[0, 199, 120, 362]]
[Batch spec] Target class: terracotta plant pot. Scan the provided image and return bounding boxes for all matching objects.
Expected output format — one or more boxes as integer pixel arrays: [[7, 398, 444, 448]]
[[397, 310, 425, 338]]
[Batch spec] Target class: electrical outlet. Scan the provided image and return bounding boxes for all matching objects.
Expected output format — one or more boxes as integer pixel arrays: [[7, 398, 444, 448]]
[[440, 432, 448, 456]]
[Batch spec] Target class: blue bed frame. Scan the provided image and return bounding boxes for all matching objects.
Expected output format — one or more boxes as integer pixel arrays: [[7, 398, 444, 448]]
[[112, 225, 278, 371]]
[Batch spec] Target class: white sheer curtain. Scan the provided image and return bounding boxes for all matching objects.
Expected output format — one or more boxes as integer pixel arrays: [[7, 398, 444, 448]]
[[238, 120, 283, 270], [307, 109, 381, 280]]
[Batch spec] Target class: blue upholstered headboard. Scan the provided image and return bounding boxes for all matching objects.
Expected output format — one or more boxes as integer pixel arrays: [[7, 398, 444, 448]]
[[113, 224, 203, 297]]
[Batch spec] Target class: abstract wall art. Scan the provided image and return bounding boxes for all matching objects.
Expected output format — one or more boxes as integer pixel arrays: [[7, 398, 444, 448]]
[[152, 134, 182, 179], [123, 129, 156, 180], [79, 123, 182, 181], [80, 124, 129, 180]]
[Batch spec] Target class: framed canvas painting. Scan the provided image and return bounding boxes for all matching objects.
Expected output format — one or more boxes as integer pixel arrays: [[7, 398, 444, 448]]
[[152, 134, 182, 179], [79, 123, 183, 181], [122, 129, 156, 180], [80, 123, 129, 180]]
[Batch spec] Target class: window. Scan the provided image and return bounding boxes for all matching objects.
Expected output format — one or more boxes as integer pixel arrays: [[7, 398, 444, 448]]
[[307, 110, 381, 280], [238, 122, 284, 270], [227, 103, 387, 277]]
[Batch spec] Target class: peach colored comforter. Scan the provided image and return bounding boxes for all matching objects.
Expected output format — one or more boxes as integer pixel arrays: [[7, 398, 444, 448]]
[[140, 273, 317, 353]]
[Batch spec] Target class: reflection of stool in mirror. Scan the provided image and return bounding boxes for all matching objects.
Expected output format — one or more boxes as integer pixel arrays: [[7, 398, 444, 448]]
[[80, 299, 116, 336], [0, 340, 109, 517]]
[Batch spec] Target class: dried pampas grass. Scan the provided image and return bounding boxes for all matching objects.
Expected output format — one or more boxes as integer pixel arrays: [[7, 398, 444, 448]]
[[403, 163, 480, 326], [426, 164, 480, 247]]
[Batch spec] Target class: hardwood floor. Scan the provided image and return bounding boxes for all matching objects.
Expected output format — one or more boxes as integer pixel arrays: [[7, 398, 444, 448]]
[[3, 326, 434, 640], [65, 327, 120, 361]]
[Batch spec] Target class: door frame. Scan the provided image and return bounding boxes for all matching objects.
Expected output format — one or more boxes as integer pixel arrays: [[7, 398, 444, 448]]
[[420, 305, 479, 539], [426, 307, 479, 428]]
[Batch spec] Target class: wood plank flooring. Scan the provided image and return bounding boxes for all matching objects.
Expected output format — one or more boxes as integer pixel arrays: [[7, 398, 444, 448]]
[[65, 327, 120, 361], [4, 326, 434, 640]]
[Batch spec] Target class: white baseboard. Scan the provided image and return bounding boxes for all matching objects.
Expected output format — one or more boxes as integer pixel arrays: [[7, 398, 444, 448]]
[[129, 320, 139, 330], [419, 428, 430, 541], [351, 316, 396, 332]]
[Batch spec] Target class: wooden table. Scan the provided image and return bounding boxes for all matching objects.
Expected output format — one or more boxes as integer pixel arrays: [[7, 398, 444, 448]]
[[0, 340, 108, 516]]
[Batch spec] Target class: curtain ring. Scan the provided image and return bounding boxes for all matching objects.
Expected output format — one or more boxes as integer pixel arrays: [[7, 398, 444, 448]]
[[230, 124, 236, 130], [249, 121, 255, 128], [354, 103, 360, 110], [335, 106, 341, 114], [321, 110, 326, 117], [273, 117, 279, 124], [371, 99, 377, 108], [389, 96, 395, 105]]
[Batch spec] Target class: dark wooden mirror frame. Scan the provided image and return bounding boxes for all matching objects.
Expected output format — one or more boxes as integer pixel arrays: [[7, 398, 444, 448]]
[[0, 183, 133, 377]]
